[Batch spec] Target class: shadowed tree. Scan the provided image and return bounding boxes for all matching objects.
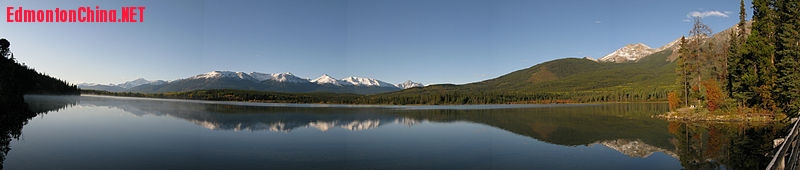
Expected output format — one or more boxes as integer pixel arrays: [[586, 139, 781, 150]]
[[774, 0, 800, 116]]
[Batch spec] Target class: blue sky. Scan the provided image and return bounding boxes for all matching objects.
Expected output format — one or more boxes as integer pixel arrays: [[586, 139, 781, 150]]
[[1, 0, 749, 85]]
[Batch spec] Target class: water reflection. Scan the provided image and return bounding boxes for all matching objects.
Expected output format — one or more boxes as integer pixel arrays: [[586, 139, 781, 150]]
[[668, 121, 786, 169], [45, 95, 679, 158], [0, 95, 76, 169], [7, 95, 790, 169], [74, 96, 403, 132]]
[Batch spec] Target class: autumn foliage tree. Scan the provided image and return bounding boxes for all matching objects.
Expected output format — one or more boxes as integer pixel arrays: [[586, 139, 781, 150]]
[[703, 80, 723, 112], [668, 91, 679, 111]]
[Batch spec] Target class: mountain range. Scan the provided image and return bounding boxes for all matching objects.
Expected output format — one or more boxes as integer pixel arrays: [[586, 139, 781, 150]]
[[79, 71, 424, 95], [368, 22, 744, 104], [82, 22, 744, 101]]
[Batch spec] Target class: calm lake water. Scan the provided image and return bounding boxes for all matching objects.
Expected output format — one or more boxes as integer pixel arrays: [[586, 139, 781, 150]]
[[0, 95, 787, 169]]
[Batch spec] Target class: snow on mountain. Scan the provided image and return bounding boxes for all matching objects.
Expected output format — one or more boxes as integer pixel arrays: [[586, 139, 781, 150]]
[[311, 74, 344, 86], [190, 71, 256, 81], [598, 43, 656, 63], [83, 70, 405, 93], [250, 72, 308, 83], [583, 56, 598, 62], [341, 76, 397, 87], [397, 80, 423, 89], [655, 37, 681, 52], [149, 80, 167, 85], [118, 78, 165, 89], [79, 78, 166, 92], [77, 82, 102, 86], [174, 71, 403, 87]]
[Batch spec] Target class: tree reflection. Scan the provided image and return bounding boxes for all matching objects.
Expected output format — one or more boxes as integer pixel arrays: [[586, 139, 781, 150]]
[[0, 95, 77, 169], [668, 121, 786, 169]]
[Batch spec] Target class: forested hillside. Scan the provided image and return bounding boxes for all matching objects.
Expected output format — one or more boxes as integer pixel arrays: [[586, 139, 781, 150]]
[[0, 38, 79, 105], [360, 50, 676, 105]]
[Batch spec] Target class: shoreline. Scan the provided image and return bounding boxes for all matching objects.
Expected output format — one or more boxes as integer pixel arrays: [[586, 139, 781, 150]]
[[653, 107, 785, 122], [74, 94, 604, 109], [78, 92, 665, 106]]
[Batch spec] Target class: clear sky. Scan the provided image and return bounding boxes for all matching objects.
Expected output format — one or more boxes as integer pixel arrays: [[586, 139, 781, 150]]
[[1, 0, 749, 85]]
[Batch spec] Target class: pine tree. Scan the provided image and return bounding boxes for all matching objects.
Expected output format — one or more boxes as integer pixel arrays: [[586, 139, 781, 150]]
[[738, 0, 778, 110], [677, 36, 691, 106], [774, 0, 800, 115], [728, 0, 748, 102], [683, 17, 712, 107]]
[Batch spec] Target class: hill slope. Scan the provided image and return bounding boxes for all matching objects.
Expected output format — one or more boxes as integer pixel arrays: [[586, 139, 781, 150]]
[[0, 39, 80, 105], [365, 50, 676, 104], [362, 22, 750, 105]]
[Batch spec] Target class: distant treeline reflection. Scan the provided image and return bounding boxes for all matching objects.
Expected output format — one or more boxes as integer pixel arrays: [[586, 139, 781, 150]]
[[82, 88, 669, 105]]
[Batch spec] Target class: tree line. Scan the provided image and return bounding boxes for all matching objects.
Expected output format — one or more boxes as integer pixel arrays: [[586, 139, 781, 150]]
[[0, 38, 79, 105], [672, 0, 800, 116], [85, 88, 671, 105]]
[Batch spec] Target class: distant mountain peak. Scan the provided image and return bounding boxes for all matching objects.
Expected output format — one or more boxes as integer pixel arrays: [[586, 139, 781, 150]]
[[311, 74, 343, 86], [250, 72, 307, 83], [341, 76, 396, 87], [79, 78, 166, 92], [598, 43, 656, 63], [118, 78, 164, 89], [655, 38, 681, 52], [628, 43, 651, 49], [397, 80, 423, 89], [190, 71, 256, 81]]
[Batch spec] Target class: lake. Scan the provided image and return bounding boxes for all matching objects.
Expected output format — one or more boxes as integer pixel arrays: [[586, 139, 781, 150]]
[[0, 95, 787, 169]]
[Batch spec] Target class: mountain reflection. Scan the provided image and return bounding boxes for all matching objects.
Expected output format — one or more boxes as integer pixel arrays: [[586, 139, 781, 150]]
[[74, 95, 408, 132], [14, 95, 789, 169], [57, 95, 679, 159], [598, 139, 677, 158]]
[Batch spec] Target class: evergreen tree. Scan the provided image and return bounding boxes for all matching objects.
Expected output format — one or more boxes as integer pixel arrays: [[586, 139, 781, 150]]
[[738, 0, 778, 110], [680, 17, 712, 107], [728, 0, 748, 101], [0, 38, 79, 99], [774, 0, 800, 115], [677, 36, 691, 106], [0, 38, 23, 105]]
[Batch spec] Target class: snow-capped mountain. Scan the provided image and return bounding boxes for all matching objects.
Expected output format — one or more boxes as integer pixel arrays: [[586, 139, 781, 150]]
[[311, 74, 345, 86], [82, 71, 419, 94], [341, 76, 397, 87], [598, 37, 686, 63], [79, 78, 166, 92], [250, 72, 308, 83], [598, 43, 656, 63], [119, 78, 166, 89], [397, 80, 423, 89], [190, 71, 257, 81], [655, 37, 681, 52]]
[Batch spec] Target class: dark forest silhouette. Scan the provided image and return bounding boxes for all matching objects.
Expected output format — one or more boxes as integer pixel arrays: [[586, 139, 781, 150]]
[[0, 37, 79, 169]]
